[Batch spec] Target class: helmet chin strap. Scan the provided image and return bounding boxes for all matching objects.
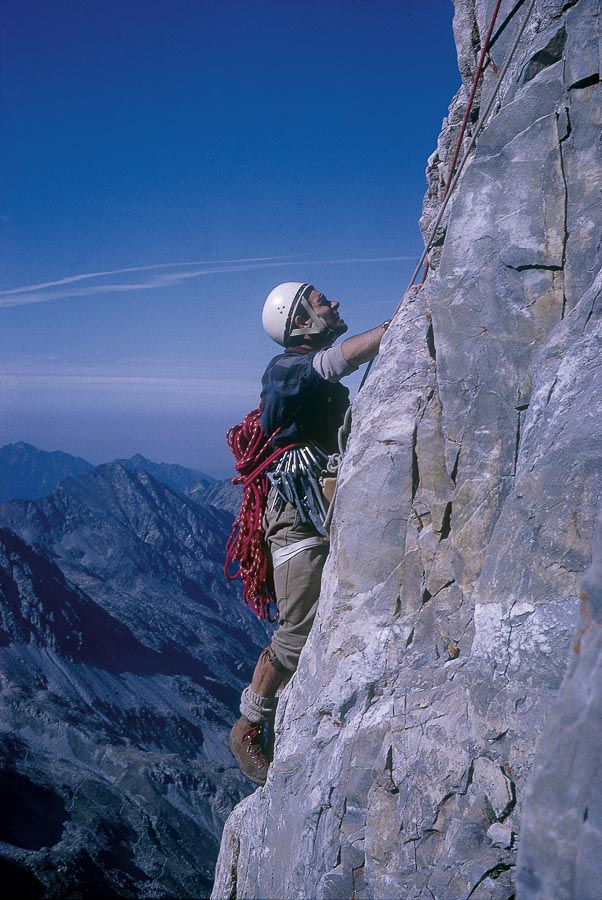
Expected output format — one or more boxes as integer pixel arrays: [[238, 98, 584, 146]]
[[288, 296, 334, 341]]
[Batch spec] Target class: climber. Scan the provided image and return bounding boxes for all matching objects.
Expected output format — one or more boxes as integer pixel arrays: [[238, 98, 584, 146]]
[[229, 281, 390, 784]]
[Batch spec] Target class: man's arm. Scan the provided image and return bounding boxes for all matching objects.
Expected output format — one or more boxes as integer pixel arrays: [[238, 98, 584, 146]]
[[340, 321, 390, 368]]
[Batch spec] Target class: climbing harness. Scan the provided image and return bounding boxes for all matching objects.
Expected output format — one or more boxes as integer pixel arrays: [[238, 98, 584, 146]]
[[271, 535, 328, 569], [267, 443, 331, 536], [266, 403, 353, 540], [225, 404, 350, 615]]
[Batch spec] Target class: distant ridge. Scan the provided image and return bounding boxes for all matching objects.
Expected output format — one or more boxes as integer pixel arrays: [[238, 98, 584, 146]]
[[115, 452, 214, 493], [189, 478, 241, 517], [0, 442, 94, 503], [0, 443, 216, 505]]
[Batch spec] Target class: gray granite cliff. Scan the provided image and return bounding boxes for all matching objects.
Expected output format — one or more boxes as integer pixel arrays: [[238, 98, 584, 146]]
[[212, 1, 602, 897]]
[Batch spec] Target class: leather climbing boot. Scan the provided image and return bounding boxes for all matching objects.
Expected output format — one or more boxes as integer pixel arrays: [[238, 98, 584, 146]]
[[229, 716, 271, 785]]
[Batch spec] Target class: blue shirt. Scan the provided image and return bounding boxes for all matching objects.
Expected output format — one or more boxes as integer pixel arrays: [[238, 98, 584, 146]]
[[260, 348, 350, 453]]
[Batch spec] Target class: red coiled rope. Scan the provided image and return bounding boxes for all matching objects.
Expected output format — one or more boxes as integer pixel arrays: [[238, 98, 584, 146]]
[[224, 408, 299, 621]]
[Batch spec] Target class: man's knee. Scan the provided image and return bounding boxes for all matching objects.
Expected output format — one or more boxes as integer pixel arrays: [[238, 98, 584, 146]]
[[269, 632, 309, 673], [260, 644, 292, 674]]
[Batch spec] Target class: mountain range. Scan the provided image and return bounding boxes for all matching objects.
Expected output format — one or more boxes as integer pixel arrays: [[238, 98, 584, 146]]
[[0, 442, 218, 504], [0, 442, 95, 504], [0, 442, 262, 897]]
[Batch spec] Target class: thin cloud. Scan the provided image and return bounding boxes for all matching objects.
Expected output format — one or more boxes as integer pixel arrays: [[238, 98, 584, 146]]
[[2, 372, 257, 394], [0, 255, 417, 309], [0, 256, 292, 297]]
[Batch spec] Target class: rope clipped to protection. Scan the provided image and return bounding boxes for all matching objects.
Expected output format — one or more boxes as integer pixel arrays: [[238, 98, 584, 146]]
[[359, 0, 537, 392], [322, 406, 352, 534]]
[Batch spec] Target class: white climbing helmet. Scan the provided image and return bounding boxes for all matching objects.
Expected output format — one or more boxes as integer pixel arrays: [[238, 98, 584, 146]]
[[262, 282, 331, 347]]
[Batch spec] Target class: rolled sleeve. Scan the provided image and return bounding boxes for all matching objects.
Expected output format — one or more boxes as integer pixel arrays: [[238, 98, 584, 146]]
[[312, 344, 357, 382]]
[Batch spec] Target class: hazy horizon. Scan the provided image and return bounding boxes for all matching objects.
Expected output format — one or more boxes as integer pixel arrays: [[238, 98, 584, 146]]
[[1, 0, 459, 477]]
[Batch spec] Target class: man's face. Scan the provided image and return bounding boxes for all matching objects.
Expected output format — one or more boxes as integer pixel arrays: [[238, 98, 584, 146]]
[[307, 289, 348, 338]]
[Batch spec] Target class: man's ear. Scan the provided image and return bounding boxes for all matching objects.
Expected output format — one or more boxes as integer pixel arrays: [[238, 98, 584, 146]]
[[294, 313, 311, 329]]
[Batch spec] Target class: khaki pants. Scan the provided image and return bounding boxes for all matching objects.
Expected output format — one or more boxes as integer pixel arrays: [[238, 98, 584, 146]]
[[264, 489, 329, 671]]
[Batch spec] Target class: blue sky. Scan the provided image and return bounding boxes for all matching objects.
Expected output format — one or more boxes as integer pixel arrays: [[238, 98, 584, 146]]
[[0, 0, 458, 476]]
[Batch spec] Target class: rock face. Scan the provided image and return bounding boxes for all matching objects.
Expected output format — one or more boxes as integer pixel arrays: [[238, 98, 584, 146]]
[[0, 465, 270, 897], [212, 1, 602, 898], [516, 519, 602, 899]]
